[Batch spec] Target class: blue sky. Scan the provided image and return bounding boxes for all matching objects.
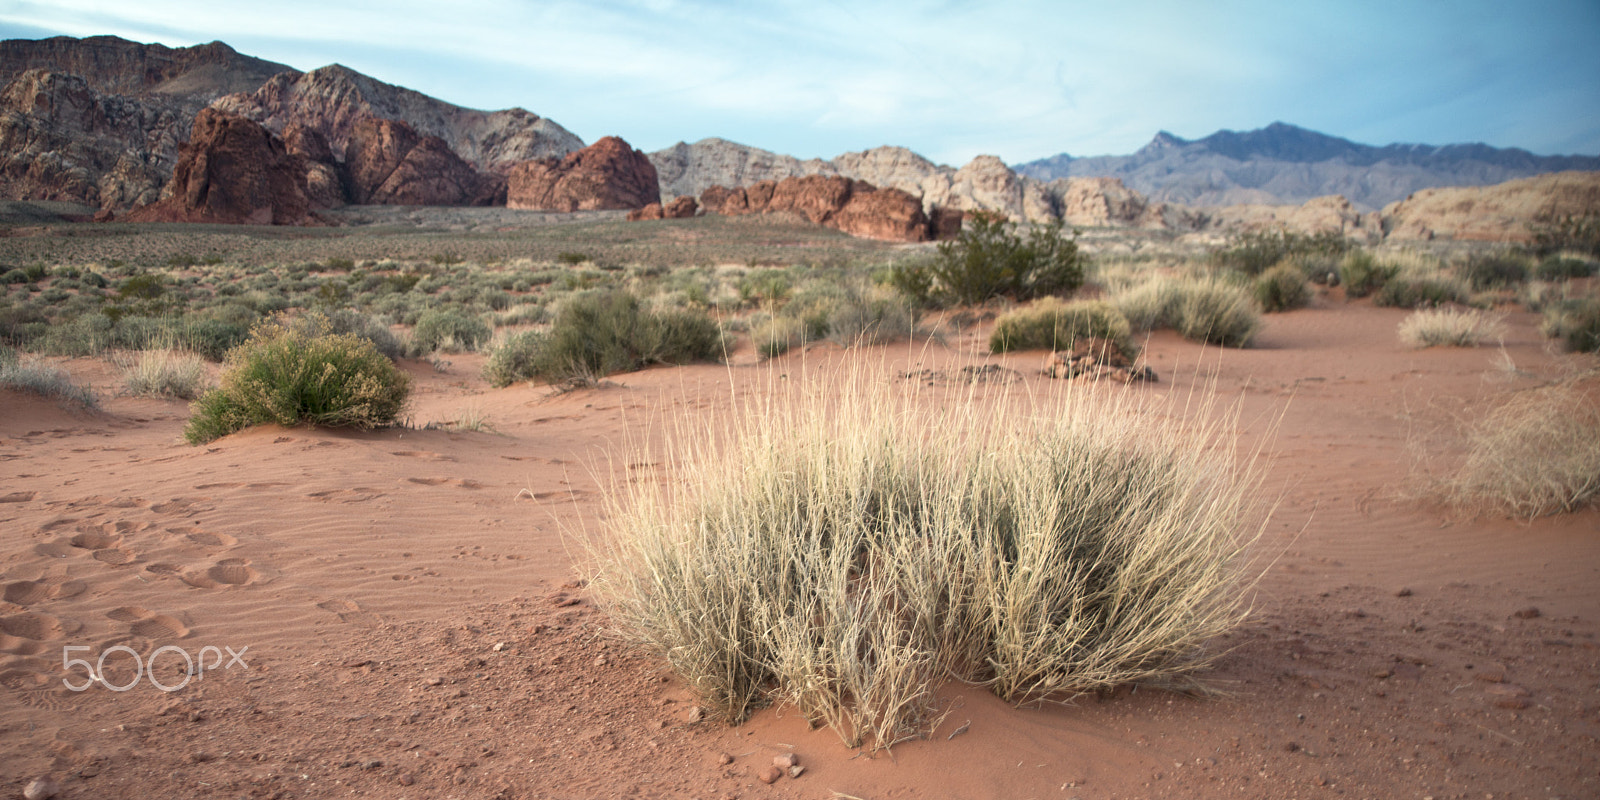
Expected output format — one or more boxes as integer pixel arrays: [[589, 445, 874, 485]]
[[2, 0, 1597, 166]]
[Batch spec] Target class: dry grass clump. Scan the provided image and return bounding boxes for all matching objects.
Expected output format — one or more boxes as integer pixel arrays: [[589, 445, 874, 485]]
[[1441, 373, 1600, 517], [0, 348, 97, 408], [1397, 307, 1505, 349], [117, 348, 209, 399], [989, 298, 1135, 357], [586, 373, 1265, 749], [1108, 273, 1262, 347]]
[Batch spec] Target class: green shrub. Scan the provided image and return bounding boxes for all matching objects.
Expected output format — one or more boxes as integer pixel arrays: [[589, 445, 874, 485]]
[[1374, 274, 1468, 308], [1541, 294, 1600, 353], [1212, 229, 1348, 276], [483, 330, 545, 387], [410, 309, 491, 354], [1535, 255, 1596, 281], [932, 212, 1085, 305], [512, 291, 722, 384], [557, 252, 590, 266], [588, 373, 1263, 747], [1112, 277, 1181, 331], [324, 256, 356, 271], [888, 259, 937, 308], [1458, 253, 1529, 291], [1174, 279, 1261, 347], [119, 273, 167, 301], [1, 268, 30, 285], [297, 310, 405, 361], [184, 317, 410, 445], [1252, 262, 1311, 312], [990, 298, 1134, 357], [1531, 214, 1600, 257], [739, 269, 793, 307], [751, 315, 805, 359], [1338, 251, 1397, 297]]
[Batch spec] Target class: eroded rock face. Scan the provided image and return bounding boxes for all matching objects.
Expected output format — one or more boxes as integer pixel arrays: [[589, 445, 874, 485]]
[[124, 108, 313, 225], [345, 116, 501, 206], [627, 195, 698, 221], [282, 122, 344, 208], [1381, 171, 1600, 243], [699, 174, 934, 242], [1205, 194, 1382, 242], [506, 136, 659, 212], [213, 64, 582, 170]]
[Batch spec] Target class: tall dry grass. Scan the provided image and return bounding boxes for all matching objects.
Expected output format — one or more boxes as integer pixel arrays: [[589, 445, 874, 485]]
[[1397, 308, 1505, 349], [584, 369, 1268, 749], [1441, 373, 1600, 518]]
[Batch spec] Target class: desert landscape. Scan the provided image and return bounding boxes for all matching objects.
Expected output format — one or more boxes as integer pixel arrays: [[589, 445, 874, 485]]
[[1, 29, 1598, 800]]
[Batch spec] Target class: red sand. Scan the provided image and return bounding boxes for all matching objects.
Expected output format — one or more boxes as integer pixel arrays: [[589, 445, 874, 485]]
[[1, 298, 1596, 799]]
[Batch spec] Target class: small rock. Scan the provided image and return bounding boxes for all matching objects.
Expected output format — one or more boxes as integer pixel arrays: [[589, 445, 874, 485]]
[[594, 656, 608, 667], [189, 751, 214, 763], [23, 776, 59, 800], [1395, 587, 1413, 597], [717, 752, 734, 766], [788, 765, 806, 779], [773, 753, 799, 769], [1283, 741, 1300, 753], [1473, 665, 1508, 683], [492, 642, 509, 652], [1512, 606, 1540, 619], [757, 765, 783, 784], [398, 773, 415, 786], [424, 677, 444, 687], [682, 705, 703, 723], [363, 759, 384, 770]]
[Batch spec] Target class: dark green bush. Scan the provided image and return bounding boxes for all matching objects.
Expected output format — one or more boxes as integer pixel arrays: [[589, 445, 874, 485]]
[[514, 291, 722, 384], [1, 269, 29, 285], [989, 298, 1135, 357], [1531, 214, 1600, 257], [1213, 230, 1349, 276], [1458, 253, 1529, 291], [184, 317, 410, 444], [557, 252, 590, 265], [1253, 262, 1312, 312], [1175, 280, 1262, 347], [324, 256, 356, 271], [933, 212, 1085, 305], [119, 273, 167, 300], [888, 260, 937, 308], [1535, 255, 1596, 281], [1339, 251, 1398, 298], [1374, 275, 1468, 308], [411, 309, 491, 353]]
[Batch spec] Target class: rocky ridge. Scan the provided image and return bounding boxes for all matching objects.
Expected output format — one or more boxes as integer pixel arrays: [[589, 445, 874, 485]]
[[506, 136, 659, 212], [699, 174, 940, 242], [123, 107, 318, 225]]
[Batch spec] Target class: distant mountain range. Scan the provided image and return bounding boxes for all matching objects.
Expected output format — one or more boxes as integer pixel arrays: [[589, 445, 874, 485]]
[[1013, 122, 1600, 210], [0, 34, 1595, 238]]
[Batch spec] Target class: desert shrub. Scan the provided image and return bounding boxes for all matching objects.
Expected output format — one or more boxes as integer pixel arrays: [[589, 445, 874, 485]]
[[1397, 308, 1504, 348], [1338, 251, 1397, 297], [751, 315, 806, 359], [739, 269, 793, 307], [184, 317, 410, 445], [300, 310, 405, 361], [324, 256, 356, 271], [1374, 273, 1468, 309], [932, 212, 1085, 305], [1531, 214, 1600, 257], [825, 289, 915, 346], [989, 298, 1134, 357], [888, 259, 938, 308], [118, 273, 167, 300], [1, 268, 31, 285], [1174, 278, 1261, 347], [0, 305, 48, 346], [1540, 294, 1600, 353], [512, 291, 721, 384], [1252, 262, 1311, 312], [118, 348, 209, 399], [483, 330, 544, 387], [1441, 375, 1600, 517], [1111, 277, 1181, 331], [1535, 255, 1596, 281], [1212, 229, 1348, 276], [1458, 252, 1530, 291], [0, 355, 97, 408], [587, 373, 1263, 748], [410, 309, 491, 354], [557, 252, 590, 266]]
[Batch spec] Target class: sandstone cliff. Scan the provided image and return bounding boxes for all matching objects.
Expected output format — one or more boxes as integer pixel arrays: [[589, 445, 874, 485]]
[[699, 174, 936, 242], [345, 116, 502, 206], [506, 136, 659, 212], [124, 108, 316, 225], [214, 65, 582, 171], [0, 36, 294, 104], [1381, 171, 1600, 243]]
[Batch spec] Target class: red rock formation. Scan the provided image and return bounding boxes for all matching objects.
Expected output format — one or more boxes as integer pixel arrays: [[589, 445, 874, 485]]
[[627, 195, 699, 221], [698, 174, 936, 242], [506, 136, 659, 212], [282, 122, 345, 208], [344, 116, 500, 206], [124, 108, 314, 225]]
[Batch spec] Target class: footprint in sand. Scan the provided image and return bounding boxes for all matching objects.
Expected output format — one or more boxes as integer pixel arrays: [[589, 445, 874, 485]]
[[181, 558, 263, 589], [306, 487, 386, 503], [0, 579, 85, 606], [0, 491, 36, 503], [391, 450, 458, 462], [164, 527, 238, 548], [316, 598, 381, 627], [405, 477, 484, 489], [105, 607, 190, 640], [0, 612, 82, 655]]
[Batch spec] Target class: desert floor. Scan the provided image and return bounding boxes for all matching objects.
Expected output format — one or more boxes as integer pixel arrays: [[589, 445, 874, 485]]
[[2, 294, 1597, 800]]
